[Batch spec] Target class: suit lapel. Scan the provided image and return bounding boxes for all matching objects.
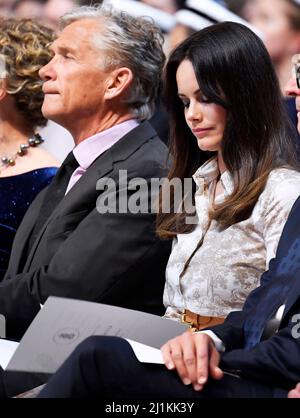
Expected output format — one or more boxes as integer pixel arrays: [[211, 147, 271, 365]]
[[282, 279, 300, 322], [109, 121, 157, 163], [24, 150, 114, 270], [278, 236, 300, 324], [24, 121, 158, 270]]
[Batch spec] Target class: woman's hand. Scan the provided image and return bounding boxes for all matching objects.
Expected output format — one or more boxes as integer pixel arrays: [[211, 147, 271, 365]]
[[161, 331, 224, 391], [288, 383, 300, 398]]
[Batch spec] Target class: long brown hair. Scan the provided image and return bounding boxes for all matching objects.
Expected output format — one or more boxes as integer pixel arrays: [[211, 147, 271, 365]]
[[157, 22, 300, 239]]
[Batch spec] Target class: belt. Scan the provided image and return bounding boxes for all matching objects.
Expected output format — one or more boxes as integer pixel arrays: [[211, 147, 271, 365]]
[[181, 309, 225, 331]]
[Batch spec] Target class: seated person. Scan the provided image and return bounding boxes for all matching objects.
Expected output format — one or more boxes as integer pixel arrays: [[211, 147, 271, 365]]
[[0, 18, 59, 280], [0, 4, 171, 344], [158, 20, 300, 330]]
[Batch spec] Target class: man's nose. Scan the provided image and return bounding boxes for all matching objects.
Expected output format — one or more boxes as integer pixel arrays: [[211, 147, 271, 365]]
[[39, 58, 55, 81]]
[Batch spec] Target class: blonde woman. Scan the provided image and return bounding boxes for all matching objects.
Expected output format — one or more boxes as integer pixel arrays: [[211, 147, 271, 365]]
[[0, 18, 59, 280]]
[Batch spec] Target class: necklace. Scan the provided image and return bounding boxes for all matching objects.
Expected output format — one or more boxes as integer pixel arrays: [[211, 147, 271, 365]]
[[0, 133, 44, 174]]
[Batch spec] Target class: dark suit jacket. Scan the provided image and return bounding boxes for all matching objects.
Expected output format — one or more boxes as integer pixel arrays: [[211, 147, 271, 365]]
[[2, 122, 171, 340], [209, 195, 300, 391]]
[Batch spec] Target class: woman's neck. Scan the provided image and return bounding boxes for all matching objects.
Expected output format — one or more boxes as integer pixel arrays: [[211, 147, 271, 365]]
[[217, 152, 227, 175]]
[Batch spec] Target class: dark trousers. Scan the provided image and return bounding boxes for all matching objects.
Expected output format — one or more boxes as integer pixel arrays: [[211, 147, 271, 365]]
[[0, 367, 48, 398], [38, 336, 287, 398]]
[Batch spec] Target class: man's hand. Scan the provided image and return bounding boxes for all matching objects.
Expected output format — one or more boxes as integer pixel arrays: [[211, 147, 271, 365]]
[[161, 331, 224, 391]]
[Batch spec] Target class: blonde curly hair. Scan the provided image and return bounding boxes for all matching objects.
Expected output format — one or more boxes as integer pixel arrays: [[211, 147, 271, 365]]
[[0, 18, 56, 128]]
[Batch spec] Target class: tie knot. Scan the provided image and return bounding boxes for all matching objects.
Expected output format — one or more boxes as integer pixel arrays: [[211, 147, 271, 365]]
[[62, 152, 79, 178], [64, 151, 79, 170]]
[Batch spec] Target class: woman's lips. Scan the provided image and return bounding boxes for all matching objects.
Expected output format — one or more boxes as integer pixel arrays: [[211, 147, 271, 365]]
[[192, 128, 213, 137]]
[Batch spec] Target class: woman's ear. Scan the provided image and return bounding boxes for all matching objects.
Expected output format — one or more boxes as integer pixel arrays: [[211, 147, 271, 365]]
[[104, 67, 133, 101]]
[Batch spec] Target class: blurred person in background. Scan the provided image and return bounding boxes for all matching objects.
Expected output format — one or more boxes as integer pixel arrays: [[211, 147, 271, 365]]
[[43, 0, 76, 28], [140, 0, 185, 14], [0, 0, 14, 16], [12, 0, 46, 19], [0, 18, 59, 281], [224, 0, 255, 20], [249, 0, 300, 140], [43, 0, 99, 29], [249, 0, 300, 93], [168, 0, 258, 54]]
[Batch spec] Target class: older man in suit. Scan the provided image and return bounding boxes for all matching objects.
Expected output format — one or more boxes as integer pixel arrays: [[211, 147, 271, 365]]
[[0, 4, 171, 343], [37, 54, 300, 398]]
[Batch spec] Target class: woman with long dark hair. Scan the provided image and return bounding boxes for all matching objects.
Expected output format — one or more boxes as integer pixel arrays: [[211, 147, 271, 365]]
[[157, 21, 300, 330]]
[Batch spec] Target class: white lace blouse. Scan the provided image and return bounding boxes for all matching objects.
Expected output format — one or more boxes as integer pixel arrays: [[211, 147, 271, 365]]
[[163, 157, 300, 321]]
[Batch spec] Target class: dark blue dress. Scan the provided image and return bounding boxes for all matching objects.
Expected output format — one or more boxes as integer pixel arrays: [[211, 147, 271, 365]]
[[0, 167, 57, 281]]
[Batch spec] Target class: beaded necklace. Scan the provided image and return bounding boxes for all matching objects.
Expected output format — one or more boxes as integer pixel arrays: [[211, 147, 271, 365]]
[[0, 133, 44, 174]]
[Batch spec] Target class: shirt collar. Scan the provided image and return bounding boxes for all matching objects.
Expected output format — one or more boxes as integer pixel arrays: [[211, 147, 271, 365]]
[[72, 119, 139, 170]]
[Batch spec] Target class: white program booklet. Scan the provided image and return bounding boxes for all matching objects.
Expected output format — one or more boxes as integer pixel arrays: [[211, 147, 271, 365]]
[[0, 339, 19, 370], [3, 297, 187, 374], [0, 338, 163, 372], [125, 339, 164, 364]]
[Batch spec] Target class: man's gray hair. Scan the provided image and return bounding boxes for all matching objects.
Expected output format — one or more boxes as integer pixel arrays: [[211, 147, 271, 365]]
[[61, 4, 166, 121]]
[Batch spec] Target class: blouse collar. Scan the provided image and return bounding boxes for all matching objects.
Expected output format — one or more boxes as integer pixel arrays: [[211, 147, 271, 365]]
[[193, 156, 234, 195]]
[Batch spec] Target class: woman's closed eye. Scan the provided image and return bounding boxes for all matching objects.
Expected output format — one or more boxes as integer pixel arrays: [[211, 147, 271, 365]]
[[181, 100, 190, 108], [199, 97, 211, 104], [197, 93, 211, 104], [179, 94, 211, 107]]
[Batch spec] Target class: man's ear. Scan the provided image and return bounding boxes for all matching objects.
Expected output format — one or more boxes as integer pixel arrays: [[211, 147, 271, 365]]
[[0, 79, 7, 102], [104, 67, 133, 100]]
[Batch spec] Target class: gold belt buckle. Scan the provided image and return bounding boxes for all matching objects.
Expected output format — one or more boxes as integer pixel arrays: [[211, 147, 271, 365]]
[[181, 308, 188, 324], [181, 309, 195, 330]]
